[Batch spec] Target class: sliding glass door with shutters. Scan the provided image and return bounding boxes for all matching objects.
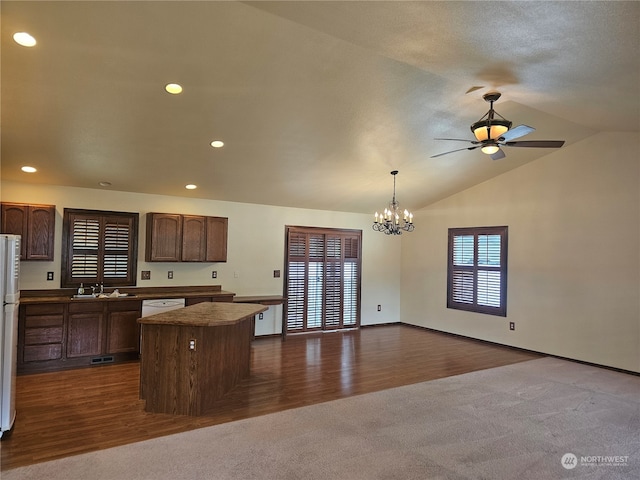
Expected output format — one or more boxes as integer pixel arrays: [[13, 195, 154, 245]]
[[284, 226, 361, 334]]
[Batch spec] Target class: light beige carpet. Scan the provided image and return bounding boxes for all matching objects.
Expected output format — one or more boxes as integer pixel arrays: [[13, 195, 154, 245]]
[[4, 357, 639, 480]]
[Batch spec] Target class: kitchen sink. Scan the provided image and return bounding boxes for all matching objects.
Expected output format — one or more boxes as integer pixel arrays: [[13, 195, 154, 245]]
[[72, 293, 136, 299]]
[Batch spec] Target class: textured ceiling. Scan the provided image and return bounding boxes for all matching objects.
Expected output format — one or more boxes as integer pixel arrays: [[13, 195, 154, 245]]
[[1, 1, 638, 213]]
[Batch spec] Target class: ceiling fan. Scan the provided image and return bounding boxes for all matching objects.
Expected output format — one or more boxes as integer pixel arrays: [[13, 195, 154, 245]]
[[431, 92, 565, 160]]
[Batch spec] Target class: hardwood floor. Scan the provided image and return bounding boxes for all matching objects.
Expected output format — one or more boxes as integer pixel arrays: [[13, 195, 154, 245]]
[[1, 325, 541, 471]]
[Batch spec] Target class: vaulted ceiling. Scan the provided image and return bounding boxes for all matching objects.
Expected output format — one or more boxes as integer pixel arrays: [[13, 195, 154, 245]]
[[2, 1, 638, 213]]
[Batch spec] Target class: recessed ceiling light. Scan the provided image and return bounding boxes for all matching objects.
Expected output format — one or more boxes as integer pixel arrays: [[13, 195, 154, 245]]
[[185, 184, 197, 190], [21, 166, 37, 173], [13, 32, 37, 47], [210, 140, 224, 148], [99, 181, 112, 187], [165, 83, 183, 94]]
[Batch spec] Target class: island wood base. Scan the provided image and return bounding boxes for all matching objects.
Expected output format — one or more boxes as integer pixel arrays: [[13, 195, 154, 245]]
[[138, 302, 267, 416]]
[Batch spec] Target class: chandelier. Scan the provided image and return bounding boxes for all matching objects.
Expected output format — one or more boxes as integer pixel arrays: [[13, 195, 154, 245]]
[[372, 170, 414, 235]]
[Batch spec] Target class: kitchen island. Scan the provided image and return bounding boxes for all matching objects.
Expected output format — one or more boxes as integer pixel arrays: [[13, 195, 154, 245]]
[[138, 301, 267, 416]]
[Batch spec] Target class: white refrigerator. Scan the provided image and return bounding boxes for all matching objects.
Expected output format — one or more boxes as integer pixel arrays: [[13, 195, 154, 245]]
[[0, 234, 20, 439]]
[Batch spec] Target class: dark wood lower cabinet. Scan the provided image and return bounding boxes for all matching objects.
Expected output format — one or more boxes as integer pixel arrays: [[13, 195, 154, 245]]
[[106, 302, 141, 353], [18, 299, 142, 374], [67, 303, 104, 358], [21, 304, 65, 363]]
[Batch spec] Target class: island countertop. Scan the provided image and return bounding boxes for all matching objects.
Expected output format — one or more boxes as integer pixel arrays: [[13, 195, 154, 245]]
[[137, 301, 267, 327]]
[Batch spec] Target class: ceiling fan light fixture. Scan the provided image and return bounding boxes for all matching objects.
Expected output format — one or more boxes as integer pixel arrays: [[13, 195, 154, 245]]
[[481, 145, 500, 155], [13, 32, 36, 47], [471, 120, 511, 142]]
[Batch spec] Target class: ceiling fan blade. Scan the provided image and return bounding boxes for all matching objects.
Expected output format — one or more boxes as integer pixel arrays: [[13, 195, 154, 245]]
[[430, 146, 479, 158], [490, 148, 506, 161], [499, 125, 535, 142], [434, 138, 479, 144], [504, 140, 565, 148]]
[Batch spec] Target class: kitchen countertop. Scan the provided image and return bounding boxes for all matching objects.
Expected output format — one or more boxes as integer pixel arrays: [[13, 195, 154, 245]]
[[19, 286, 236, 304], [137, 301, 267, 327]]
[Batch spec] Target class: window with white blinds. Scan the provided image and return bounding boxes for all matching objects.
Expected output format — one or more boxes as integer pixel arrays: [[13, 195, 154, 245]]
[[447, 226, 508, 317], [62, 209, 139, 288], [285, 227, 361, 333]]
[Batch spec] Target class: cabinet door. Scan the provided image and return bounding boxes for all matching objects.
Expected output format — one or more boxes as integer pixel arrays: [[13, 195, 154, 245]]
[[205, 216, 228, 262], [26, 205, 55, 260], [1, 203, 55, 260], [146, 213, 182, 262], [67, 309, 104, 358], [106, 301, 142, 354], [182, 215, 206, 261], [1, 203, 29, 259]]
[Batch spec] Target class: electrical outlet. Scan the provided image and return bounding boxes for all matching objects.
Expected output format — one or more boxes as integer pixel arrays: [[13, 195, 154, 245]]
[[258, 312, 264, 320], [141, 270, 151, 280], [189, 339, 196, 351], [47, 272, 54, 281], [212, 271, 217, 279], [377, 305, 381, 312], [234, 271, 239, 278], [509, 322, 515, 331], [168, 271, 173, 279]]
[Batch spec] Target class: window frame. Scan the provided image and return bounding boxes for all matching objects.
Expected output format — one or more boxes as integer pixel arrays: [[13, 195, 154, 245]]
[[61, 208, 139, 288], [447, 226, 508, 317]]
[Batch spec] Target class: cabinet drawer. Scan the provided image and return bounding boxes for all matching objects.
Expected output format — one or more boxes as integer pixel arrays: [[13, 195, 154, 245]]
[[25, 326, 63, 344], [185, 297, 211, 306], [107, 300, 142, 313], [24, 304, 65, 316], [25, 314, 64, 328], [69, 302, 104, 313], [24, 344, 62, 362], [212, 295, 235, 302]]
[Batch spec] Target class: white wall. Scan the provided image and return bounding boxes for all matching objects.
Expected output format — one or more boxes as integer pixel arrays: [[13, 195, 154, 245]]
[[401, 132, 640, 372], [0, 182, 402, 333]]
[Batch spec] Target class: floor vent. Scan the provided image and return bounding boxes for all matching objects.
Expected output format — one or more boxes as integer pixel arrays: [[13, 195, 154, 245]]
[[91, 356, 115, 365]]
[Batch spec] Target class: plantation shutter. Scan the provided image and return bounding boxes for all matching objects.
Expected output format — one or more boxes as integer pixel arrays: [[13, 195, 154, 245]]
[[342, 236, 359, 327], [103, 217, 134, 280], [285, 227, 361, 333], [448, 226, 508, 317], [286, 233, 307, 332], [71, 216, 100, 280]]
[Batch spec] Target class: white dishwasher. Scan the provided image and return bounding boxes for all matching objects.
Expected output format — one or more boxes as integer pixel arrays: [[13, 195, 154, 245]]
[[141, 298, 186, 317]]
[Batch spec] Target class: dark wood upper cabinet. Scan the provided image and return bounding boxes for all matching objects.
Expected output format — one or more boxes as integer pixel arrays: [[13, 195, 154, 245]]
[[146, 212, 227, 263], [206, 216, 228, 262], [182, 215, 207, 261], [145, 213, 182, 262], [1, 202, 55, 261]]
